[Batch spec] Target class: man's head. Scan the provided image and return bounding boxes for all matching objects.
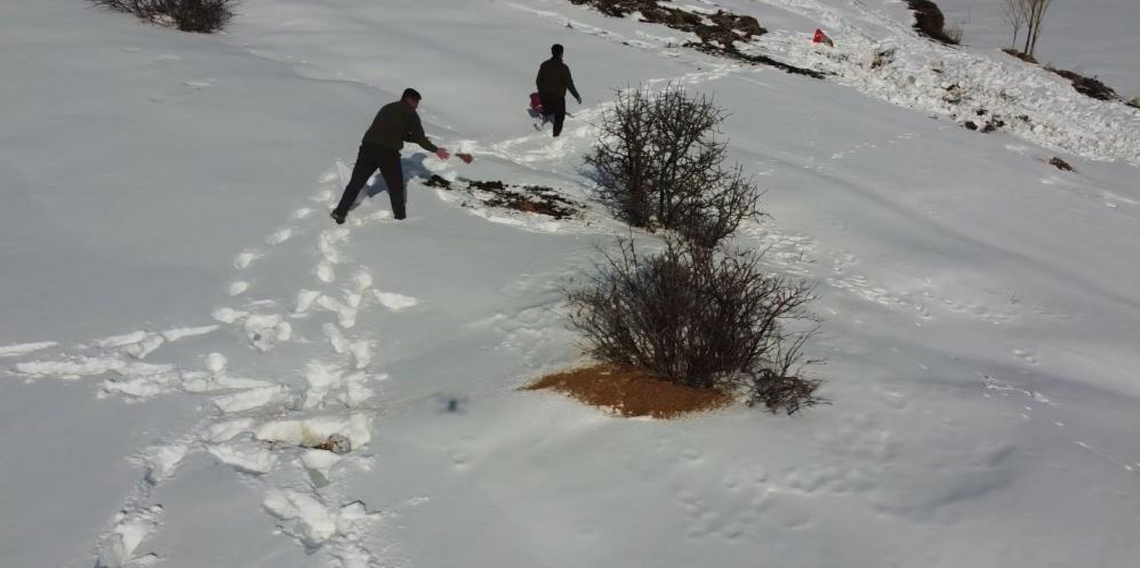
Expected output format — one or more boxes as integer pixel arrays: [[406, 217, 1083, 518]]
[[551, 44, 564, 59], [402, 88, 422, 110]]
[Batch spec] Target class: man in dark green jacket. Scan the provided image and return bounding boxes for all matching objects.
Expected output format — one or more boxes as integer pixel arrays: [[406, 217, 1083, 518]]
[[536, 44, 582, 138], [331, 88, 450, 224]]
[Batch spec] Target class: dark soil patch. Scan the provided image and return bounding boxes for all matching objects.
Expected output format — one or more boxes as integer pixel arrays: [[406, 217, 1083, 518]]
[[964, 111, 1005, 133], [1001, 48, 1038, 64], [524, 364, 733, 418], [685, 42, 826, 78], [903, 0, 959, 45], [1045, 66, 1119, 101], [1002, 49, 1132, 107], [1049, 157, 1075, 172], [568, 0, 824, 79], [425, 175, 581, 220]]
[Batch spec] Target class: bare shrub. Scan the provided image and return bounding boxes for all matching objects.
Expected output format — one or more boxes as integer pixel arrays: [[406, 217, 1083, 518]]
[[565, 237, 822, 413], [903, 0, 960, 45], [92, 0, 237, 33], [999, 0, 1028, 51], [944, 21, 965, 44], [585, 84, 762, 247]]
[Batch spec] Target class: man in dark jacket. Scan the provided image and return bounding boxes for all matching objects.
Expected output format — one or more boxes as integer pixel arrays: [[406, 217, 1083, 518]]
[[331, 88, 450, 224], [536, 44, 582, 138]]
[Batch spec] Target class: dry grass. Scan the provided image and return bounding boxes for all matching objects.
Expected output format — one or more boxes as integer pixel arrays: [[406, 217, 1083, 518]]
[[523, 364, 733, 419]]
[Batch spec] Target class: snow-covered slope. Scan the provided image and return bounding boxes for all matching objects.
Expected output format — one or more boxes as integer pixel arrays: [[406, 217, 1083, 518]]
[[935, 0, 1140, 96], [2, 1, 1138, 567]]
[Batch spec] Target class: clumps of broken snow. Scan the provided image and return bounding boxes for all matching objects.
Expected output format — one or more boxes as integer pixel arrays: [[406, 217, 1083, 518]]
[[256, 414, 372, 450], [262, 490, 383, 554], [95, 505, 164, 568], [0, 340, 58, 357], [756, 28, 1140, 163]]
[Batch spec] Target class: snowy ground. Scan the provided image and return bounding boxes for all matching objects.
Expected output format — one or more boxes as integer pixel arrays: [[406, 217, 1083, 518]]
[[2, 1, 1138, 567], [934, 0, 1140, 97]]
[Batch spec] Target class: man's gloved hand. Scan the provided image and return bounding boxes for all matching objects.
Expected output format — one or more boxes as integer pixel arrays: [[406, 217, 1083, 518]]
[[436, 148, 451, 160], [574, 94, 583, 105]]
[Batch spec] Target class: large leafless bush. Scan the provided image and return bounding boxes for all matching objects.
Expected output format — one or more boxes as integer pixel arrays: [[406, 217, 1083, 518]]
[[92, 0, 236, 33], [566, 237, 822, 413], [584, 84, 762, 248]]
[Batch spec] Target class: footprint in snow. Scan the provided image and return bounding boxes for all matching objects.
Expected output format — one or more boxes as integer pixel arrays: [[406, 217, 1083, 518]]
[[266, 227, 294, 246]]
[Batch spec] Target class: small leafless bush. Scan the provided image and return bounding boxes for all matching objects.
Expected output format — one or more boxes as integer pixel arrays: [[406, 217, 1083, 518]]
[[903, 0, 960, 45], [92, 0, 237, 33], [585, 84, 762, 247], [566, 237, 822, 413], [944, 21, 965, 44]]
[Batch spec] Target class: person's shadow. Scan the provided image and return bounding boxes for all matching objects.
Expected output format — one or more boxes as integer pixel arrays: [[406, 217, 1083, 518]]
[[352, 154, 437, 209]]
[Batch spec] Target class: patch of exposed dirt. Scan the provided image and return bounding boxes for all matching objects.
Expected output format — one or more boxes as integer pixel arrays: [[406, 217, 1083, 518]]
[[1048, 157, 1075, 172], [1045, 66, 1119, 101], [424, 175, 582, 220], [1001, 50, 1132, 107], [963, 109, 1006, 133], [523, 364, 733, 419], [567, 0, 824, 79], [1001, 48, 1038, 64]]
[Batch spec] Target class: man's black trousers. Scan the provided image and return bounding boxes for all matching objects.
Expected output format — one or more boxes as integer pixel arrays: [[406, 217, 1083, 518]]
[[334, 144, 405, 219], [540, 92, 567, 137]]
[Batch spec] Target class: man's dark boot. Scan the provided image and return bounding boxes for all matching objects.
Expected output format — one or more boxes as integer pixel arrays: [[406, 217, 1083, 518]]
[[330, 210, 346, 225]]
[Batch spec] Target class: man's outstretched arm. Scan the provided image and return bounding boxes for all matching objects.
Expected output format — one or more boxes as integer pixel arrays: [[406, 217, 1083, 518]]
[[407, 116, 449, 158], [567, 70, 581, 103]]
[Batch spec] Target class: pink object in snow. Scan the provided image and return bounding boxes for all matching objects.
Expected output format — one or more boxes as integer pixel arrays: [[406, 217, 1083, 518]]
[[812, 28, 834, 47]]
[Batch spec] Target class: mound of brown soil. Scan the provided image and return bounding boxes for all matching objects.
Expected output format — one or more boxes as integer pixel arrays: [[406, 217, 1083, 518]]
[[524, 364, 733, 419]]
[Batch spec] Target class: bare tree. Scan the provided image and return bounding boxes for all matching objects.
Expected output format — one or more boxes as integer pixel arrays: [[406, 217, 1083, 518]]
[[999, 0, 1028, 51], [1023, 0, 1054, 58], [585, 83, 763, 247]]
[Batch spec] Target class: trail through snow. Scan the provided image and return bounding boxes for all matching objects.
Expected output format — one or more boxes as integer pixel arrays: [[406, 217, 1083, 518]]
[[3, 1, 1139, 567]]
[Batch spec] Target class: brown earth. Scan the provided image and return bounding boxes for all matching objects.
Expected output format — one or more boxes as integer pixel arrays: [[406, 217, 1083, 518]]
[[523, 364, 733, 419], [567, 0, 823, 79]]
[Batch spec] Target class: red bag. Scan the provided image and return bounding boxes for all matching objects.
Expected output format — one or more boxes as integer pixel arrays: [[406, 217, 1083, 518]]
[[812, 28, 834, 47], [530, 92, 545, 113]]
